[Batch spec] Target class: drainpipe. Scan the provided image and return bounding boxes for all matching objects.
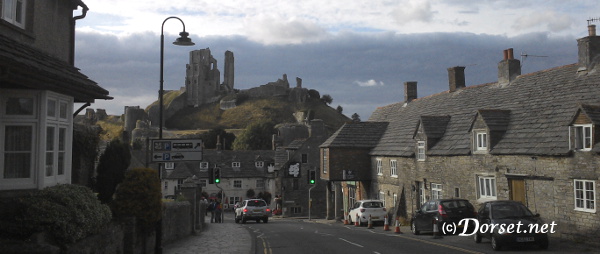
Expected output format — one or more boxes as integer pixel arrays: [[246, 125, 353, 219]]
[[70, 0, 89, 65], [73, 102, 91, 117]]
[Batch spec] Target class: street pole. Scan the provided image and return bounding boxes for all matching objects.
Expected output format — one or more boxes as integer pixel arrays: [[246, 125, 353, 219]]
[[308, 181, 317, 220]]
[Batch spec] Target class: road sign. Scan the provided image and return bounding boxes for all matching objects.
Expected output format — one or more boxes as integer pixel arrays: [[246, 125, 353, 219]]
[[151, 139, 203, 162]]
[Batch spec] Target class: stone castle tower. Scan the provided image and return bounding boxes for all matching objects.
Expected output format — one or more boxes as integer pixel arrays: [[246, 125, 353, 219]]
[[185, 48, 235, 107]]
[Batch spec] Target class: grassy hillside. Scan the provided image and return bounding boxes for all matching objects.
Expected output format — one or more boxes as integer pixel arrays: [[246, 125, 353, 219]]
[[166, 96, 349, 133]]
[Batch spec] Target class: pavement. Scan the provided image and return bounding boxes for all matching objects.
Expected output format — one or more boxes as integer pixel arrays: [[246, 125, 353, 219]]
[[163, 213, 598, 254]]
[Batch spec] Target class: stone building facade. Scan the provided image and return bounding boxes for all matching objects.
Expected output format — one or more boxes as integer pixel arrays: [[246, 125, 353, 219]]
[[321, 25, 600, 243]]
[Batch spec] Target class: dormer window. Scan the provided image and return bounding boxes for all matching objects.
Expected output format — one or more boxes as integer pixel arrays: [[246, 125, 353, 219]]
[[475, 131, 488, 151], [199, 162, 209, 169], [164, 162, 174, 169], [572, 124, 592, 151], [232, 162, 240, 168], [1, 0, 27, 29], [255, 161, 264, 168], [417, 141, 426, 161]]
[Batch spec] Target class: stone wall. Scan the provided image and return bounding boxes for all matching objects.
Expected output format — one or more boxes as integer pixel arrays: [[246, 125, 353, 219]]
[[369, 153, 600, 244]]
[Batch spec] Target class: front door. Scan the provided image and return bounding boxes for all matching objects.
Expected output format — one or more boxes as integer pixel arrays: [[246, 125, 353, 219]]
[[509, 178, 526, 204]]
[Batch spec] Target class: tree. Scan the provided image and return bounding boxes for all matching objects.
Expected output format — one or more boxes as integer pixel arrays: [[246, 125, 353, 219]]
[[96, 139, 131, 204], [336, 105, 343, 113], [321, 94, 333, 104], [112, 168, 162, 233], [351, 113, 361, 122], [246, 189, 256, 199], [232, 120, 276, 150]]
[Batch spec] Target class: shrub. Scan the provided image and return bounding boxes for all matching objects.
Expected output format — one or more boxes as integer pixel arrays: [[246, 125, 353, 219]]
[[9, 184, 112, 243], [112, 168, 162, 232], [96, 139, 131, 203]]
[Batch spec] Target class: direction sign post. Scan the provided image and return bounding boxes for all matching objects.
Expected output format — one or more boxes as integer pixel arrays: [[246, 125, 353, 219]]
[[151, 139, 203, 162]]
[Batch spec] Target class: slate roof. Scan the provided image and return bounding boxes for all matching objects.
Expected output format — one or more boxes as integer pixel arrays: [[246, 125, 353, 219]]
[[0, 34, 111, 102], [368, 63, 600, 157], [419, 115, 451, 139], [164, 149, 276, 180], [320, 122, 389, 148], [471, 110, 511, 132], [574, 104, 600, 125]]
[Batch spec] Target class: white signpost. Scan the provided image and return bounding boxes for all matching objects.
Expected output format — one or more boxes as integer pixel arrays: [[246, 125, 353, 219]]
[[151, 139, 203, 162]]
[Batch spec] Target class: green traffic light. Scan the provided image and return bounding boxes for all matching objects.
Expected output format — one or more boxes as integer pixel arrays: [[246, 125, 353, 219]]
[[310, 179, 315, 184], [215, 179, 220, 183]]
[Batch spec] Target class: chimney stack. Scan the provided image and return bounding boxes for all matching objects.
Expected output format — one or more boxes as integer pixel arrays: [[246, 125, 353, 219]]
[[577, 24, 600, 71], [404, 81, 417, 103], [498, 48, 521, 85], [448, 66, 466, 92]]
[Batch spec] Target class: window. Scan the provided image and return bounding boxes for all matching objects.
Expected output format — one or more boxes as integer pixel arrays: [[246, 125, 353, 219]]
[[232, 162, 240, 168], [45, 126, 55, 176], [431, 183, 442, 200], [291, 207, 302, 214], [393, 193, 398, 206], [301, 153, 308, 163], [164, 181, 168, 190], [454, 188, 460, 198], [177, 179, 184, 190], [256, 179, 265, 188], [322, 149, 328, 174], [2, 125, 33, 178], [233, 180, 242, 188], [478, 176, 497, 199], [379, 191, 386, 207], [255, 161, 264, 168], [475, 131, 488, 151], [164, 162, 174, 169], [574, 179, 596, 212], [229, 196, 241, 207], [417, 141, 426, 161], [199, 162, 209, 169], [572, 125, 593, 151], [1, 0, 26, 29], [199, 179, 206, 188], [376, 159, 382, 175], [292, 178, 299, 190], [390, 160, 397, 177]]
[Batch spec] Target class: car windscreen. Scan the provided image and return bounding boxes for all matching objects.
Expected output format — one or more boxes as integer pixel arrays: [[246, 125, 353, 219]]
[[247, 200, 267, 207], [363, 202, 383, 208], [441, 200, 472, 210]]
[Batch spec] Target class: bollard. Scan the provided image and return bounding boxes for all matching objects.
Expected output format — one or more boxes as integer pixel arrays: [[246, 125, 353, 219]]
[[355, 213, 360, 226], [432, 219, 443, 239], [394, 218, 402, 234], [343, 212, 349, 225], [383, 215, 390, 231], [367, 214, 374, 229]]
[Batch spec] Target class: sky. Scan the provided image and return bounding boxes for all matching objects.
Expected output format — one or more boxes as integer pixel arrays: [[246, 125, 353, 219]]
[[74, 0, 600, 121]]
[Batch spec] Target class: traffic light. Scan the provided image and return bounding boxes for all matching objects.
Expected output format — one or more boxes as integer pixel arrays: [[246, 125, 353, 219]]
[[208, 167, 214, 184], [214, 168, 221, 183], [308, 170, 316, 184]]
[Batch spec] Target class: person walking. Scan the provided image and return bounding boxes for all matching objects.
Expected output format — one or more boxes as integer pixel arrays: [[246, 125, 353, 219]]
[[208, 200, 216, 223], [214, 201, 223, 223]]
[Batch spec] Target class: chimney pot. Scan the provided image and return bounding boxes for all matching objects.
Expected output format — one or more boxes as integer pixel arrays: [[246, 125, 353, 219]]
[[448, 66, 466, 92], [503, 49, 508, 60], [589, 25, 597, 37], [507, 48, 514, 60], [404, 81, 417, 103]]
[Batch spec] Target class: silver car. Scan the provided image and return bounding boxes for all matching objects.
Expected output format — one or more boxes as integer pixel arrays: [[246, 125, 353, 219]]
[[348, 200, 387, 226], [235, 199, 271, 224]]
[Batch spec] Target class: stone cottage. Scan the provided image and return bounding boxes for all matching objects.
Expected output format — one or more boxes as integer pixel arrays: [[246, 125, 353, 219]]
[[321, 25, 600, 242]]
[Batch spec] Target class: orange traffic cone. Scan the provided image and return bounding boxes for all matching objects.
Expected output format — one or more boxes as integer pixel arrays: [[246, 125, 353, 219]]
[[343, 212, 349, 225], [383, 215, 390, 231], [394, 218, 403, 234], [367, 215, 374, 229], [355, 213, 360, 226]]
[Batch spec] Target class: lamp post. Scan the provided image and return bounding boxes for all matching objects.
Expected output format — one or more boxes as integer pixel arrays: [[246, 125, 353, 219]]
[[157, 16, 194, 254], [159, 16, 195, 139]]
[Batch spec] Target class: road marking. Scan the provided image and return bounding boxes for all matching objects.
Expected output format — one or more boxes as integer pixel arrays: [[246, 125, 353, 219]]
[[386, 234, 484, 254], [339, 238, 364, 248]]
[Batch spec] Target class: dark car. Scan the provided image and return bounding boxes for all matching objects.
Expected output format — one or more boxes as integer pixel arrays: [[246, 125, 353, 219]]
[[411, 199, 477, 235], [473, 200, 549, 251]]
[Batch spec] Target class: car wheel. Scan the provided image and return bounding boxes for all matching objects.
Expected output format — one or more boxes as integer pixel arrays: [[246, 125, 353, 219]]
[[491, 235, 502, 251], [235, 216, 239, 223], [256, 219, 261, 223], [263, 217, 269, 223], [473, 233, 481, 243], [242, 215, 247, 224], [411, 221, 420, 235]]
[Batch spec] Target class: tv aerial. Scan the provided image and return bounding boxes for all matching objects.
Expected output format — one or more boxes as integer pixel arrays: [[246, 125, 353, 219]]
[[520, 51, 548, 68]]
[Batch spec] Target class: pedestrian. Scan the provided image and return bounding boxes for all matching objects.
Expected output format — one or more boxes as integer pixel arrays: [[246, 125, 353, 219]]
[[208, 200, 215, 223], [215, 201, 223, 223]]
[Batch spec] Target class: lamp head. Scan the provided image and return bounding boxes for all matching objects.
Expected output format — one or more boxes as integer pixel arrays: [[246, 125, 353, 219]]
[[173, 31, 195, 46]]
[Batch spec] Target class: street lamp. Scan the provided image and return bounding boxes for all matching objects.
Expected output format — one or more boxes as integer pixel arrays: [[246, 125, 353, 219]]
[[159, 16, 194, 139], [157, 16, 194, 254]]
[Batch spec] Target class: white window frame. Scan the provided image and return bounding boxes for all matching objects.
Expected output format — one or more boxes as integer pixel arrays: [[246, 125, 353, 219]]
[[478, 176, 497, 199], [255, 161, 264, 168], [431, 183, 442, 200], [233, 180, 242, 188], [379, 191, 386, 207], [574, 179, 596, 212], [417, 141, 426, 161], [393, 193, 398, 206], [376, 158, 383, 175], [199, 162, 209, 169], [232, 162, 240, 168], [164, 162, 174, 169], [390, 160, 398, 177], [571, 124, 593, 151], [256, 179, 265, 188], [322, 148, 328, 174], [475, 131, 488, 152], [1, 0, 26, 29]]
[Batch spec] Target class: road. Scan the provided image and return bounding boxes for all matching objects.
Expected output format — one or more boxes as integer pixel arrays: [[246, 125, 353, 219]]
[[240, 217, 593, 254]]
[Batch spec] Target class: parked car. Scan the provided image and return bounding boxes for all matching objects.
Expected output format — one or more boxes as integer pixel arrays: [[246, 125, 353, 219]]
[[473, 200, 549, 250], [411, 199, 476, 235], [348, 200, 387, 226], [235, 199, 271, 224]]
